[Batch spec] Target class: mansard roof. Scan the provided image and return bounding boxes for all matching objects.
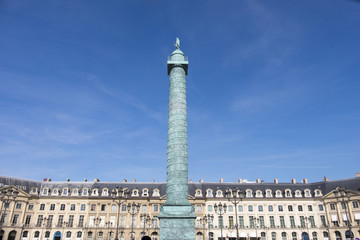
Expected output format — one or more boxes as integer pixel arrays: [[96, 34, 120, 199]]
[[1, 175, 359, 198]]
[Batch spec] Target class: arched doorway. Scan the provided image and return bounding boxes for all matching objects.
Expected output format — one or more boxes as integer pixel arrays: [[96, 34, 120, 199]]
[[151, 232, 158, 240], [301, 232, 309, 240], [7, 231, 16, 240], [53, 231, 61, 240]]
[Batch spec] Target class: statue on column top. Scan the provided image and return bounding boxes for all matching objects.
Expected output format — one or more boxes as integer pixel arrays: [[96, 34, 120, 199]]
[[175, 37, 180, 49]]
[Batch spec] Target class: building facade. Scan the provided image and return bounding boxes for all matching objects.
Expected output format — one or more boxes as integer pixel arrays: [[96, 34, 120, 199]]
[[0, 175, 359, 240]]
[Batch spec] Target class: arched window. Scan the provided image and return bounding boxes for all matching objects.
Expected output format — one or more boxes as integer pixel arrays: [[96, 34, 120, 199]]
[[66, 231, 72, 238], [209, 232, 214, 240], [246, 190, 252, 197], [23, 231, 28, 238], [34, 231, 40, 238], [271, 232, 277, 240], [45, 231, 50, 238], [77, 232, 82, 238], [88, 231, 93, 240], [281, 232, 287, 240], [323, 232, 329, 239], [312, 232, 318, 240], [258, 205, 263, 211], [248, 205, 253, 211], [292, 232, 297, 240], [261, 232, 266, 240], [335, 231, 342, 240], [196, 232, 203, 240], [266, 190, 272, 197]]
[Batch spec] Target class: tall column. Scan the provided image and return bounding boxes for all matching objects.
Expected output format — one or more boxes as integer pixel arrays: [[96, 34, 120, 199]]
[[158, 38, 196, 240]]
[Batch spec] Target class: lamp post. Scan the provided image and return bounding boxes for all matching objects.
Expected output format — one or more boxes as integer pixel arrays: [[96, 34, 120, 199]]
[[203, 214, 214, 240], [333, 188, 353, 240], [105, 221, 113, 240], [251, 217, 260, 240], [111, 188, 129, 240], [93, 217, 101, 240], [226, 189, 245, 240], [214, 203, 227, 240], [127, 202, 140, 240], [0, 189, 19, 231], [140, 213, 151, 237]]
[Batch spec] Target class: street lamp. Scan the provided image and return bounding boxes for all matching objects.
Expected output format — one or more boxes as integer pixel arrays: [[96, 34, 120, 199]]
[[140, 213, 151, 237], [203, 214, 214, 240], [111, 188, 129, 240], [250, 217, 260, 240], [93, 217, 101, 240], [226, 188, 245, 240], [333, 188, 353, 240], [214, 203, 227, 240], [127, 202, 140, 240], [0, 189, 19, 231]]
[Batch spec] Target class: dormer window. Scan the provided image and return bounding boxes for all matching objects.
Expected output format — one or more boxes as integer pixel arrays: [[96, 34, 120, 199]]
[[83, 189, 88, 195], [285, 190, 291, 197], [246, 190, 252, 197], [266, 190, 272, 197], [63, 189, 68, 195], [43, 189, 48, 195], [207, 190, 213, 197], [305, 190, 311, 197], [142, 189, 148, 196]]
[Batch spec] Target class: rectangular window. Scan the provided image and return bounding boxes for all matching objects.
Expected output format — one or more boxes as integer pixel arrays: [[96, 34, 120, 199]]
[[309, 216, 315, 227], [12, 214, 19, 225], [121, 204, 126, 211], [91, 204, 96, 211], [101, 204, 106, 211], [68, 215, 74, 227], [0, 213, 7, 224], [352, 201, 359, 208], [121, 216, 126, 227], [239, 216, 244, 228], [81, 204, 86, 211], [47, 215, 53, 227], [50, 204, 55, 211], [238, 205, 243, 212], [71, 204, 76, 211], [79, 215, 84, 227], [60, 204, 65, 211], [248, 205, 253, 212], [28, 204, 34, 210], [298, 205, 303, 211], [229, 216, 234, 228], [320, 215, 326, 227], [288, 205, 293, 212], [278, 205, 283, 211], [153, 204, 159, 212], [258, 205, 263, 212], [142, 205, 147, 212], [300, 216, 305, 228], [40, 204, 45, 211], [110, 216, 115, 227], [290, 216, 295, 228], [308, 205, 313, 211], [196, 205, 202, 212], [270, 216, 275, 227], [330, 204, 335, 210], [341, 202, 346, 209], [16, 203, 22, 209], [280, 216, 285, 228], [36, 215, 43, 227], [259, 216, 265, 227], [268, 205, 273, 212], [318, 204, 324, 211], [219, 216, 223, 228], [25, 215, 31, 226], [152, 217, 158, 228], [58, 215, 64, 227], [249, 216, 254, 228], [208, 205, 213, 212]]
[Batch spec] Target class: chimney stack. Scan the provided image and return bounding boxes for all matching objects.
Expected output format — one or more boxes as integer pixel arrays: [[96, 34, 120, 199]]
[[274, 178, 278, 184]]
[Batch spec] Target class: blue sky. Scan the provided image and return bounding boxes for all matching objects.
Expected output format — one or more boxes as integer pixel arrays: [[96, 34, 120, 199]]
[[0, 0, 359, 183]]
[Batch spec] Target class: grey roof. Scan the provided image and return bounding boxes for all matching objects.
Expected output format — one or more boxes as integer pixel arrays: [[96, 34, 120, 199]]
[[1, 175, 359, 198]]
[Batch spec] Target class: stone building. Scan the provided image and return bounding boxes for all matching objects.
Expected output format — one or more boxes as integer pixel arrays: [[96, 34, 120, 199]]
[[0, 174, 359, 240]]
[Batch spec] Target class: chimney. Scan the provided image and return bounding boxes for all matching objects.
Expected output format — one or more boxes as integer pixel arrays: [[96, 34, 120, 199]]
[[43, 178, 47, 182], [84, 178, 87, 182], [123, 179, 127, 182], [189, 179, 193, 183], [67, 178, 70, 182], [274, 178, 278, 184], [238, 178, 243, 183], [219, 178, 223, 183], [356, 173, 360, 178], [303, 178, 308, 184], [152, 179, 155, 182], [94, 178, 100, 182], [291, 178, 296, 184], [323, 176, 328, 182], [133, 179, 136, 183], [48, 178, 51, 182], [256, 178, 261, 183], [199, 179, 203, 183]]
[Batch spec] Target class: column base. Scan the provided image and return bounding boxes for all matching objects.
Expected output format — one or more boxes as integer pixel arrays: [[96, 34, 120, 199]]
[[158, 205, 196, 240]]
